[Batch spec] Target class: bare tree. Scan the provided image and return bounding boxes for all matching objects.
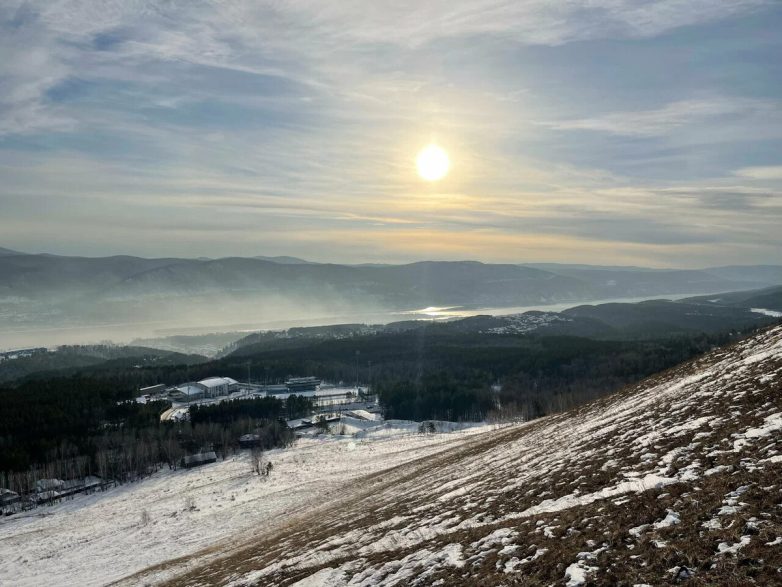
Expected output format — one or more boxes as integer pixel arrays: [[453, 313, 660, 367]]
[[251, 447, 265, 476]]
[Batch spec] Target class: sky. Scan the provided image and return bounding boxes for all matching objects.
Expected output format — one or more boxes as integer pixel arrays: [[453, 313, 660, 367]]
[[0, 1, 781, 267]]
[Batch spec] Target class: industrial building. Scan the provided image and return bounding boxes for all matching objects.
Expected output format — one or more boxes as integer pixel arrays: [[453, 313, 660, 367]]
[[139, 376, 240, 403], [197, 377, 239, 397]]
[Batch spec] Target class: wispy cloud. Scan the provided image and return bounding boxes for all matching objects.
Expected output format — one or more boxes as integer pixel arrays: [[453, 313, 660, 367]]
[[0, 1, 771, 136], [734, 165, 782, 180], [544, 98, 777, 137]]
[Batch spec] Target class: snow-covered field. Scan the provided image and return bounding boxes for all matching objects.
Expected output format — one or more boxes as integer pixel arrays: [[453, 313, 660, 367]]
[[0, 423, 493, 586]]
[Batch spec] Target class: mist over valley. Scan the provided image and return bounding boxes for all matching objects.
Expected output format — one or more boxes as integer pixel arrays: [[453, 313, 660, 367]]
[[2, 247, 780, 349]]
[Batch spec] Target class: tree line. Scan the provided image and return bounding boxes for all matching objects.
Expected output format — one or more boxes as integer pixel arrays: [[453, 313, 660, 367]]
[[189, 395, 313, 424]]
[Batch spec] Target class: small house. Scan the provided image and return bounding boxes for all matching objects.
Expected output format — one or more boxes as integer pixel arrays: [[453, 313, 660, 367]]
[[239, 433, 261, 448]]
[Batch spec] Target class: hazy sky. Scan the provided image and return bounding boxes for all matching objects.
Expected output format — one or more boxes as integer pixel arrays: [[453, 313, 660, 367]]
[[1, 1, 781, 266]]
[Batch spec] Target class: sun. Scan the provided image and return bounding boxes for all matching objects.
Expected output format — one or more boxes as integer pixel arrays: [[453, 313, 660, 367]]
[[416, 144, 450, 181]]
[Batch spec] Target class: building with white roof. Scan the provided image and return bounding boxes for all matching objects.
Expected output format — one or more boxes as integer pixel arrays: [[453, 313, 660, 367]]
[[196, 376, 239, 398]]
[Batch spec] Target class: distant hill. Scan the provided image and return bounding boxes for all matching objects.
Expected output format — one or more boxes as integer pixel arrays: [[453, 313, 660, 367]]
[[524, 262, 662, 272], [0, 248, 779, 346], [529, 262, 782, 289], [704, 265, 782, 285], [1, 254, 773, 306], [521, 264, 774, 297], [685, 285, 782, 312], [561, 298, 775, 337], [225, 293, 779, 354], [0, 344, 205, 384], [129, 332, 248, 358], [253, 255, 314, 265]]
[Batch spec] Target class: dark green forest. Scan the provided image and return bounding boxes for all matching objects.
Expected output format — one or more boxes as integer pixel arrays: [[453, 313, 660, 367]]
[[371, 329, 752, 421], [0, 377, 303, 497], [190, 395, 313, 424]]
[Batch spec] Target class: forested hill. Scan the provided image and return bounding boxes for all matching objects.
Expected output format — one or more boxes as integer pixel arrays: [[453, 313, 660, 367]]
[[0, 345, 205, 384], [685, 285, 782, 312], [225, 296, 777, 356]]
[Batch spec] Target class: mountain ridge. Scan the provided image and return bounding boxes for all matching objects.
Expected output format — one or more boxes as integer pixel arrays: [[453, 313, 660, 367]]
[[2, 248, 778, 305], [1, 247, 780, 347]]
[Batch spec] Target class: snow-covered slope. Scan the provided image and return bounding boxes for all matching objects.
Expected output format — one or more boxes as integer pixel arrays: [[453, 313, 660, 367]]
[[0, 425, 492, 586], [165, 325, 782, 586]]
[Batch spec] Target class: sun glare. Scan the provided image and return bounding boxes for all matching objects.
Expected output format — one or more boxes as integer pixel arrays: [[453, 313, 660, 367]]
[[416, 144, 450, 181]]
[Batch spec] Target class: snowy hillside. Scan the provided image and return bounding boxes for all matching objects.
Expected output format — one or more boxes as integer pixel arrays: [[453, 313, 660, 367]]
[[0, 424, 492, 586], [161, 325, 782, 586]]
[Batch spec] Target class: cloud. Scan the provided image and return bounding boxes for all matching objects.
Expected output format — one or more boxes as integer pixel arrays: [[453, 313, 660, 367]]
[[209, 0, 769, 48], [651, 185, 780, 210], [0, 1, 771, 136], [544, 98, 777, 137], [0, 5, 77, 134], [734, 165, 782, 180]]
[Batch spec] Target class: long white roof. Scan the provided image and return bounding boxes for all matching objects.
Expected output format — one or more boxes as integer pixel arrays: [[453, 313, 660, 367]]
[[198, 376, 238, 388]]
